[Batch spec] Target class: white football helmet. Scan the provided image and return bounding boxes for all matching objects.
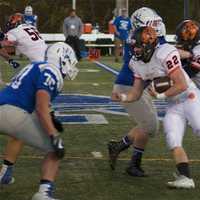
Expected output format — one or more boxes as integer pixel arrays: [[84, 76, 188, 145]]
[[131, 7, 166, 37], [24, 6, 33, 16], [45, 42, 78, 80]]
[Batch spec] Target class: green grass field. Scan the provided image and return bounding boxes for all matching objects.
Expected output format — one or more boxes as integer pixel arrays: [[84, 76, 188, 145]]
[[0, 57, 200, 200]]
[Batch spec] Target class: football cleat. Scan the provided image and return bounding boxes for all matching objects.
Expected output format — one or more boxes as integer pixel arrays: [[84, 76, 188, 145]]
[[126, 165, 147, 177], [167, 173, 195, 189], [32, 192, 60, 200], [107, 140, 122, 170], [0, 165, 15, 185]]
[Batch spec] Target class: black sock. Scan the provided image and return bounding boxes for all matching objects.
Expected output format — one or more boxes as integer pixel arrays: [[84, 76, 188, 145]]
[[3, 160, 14, 166], [122, 135, 133, 146], [131, 147, 144, 168], [176, 162, 191, 178], [118, 135, 133, 152], [40, 179, 53, 185], [40, 179, 54, 197]]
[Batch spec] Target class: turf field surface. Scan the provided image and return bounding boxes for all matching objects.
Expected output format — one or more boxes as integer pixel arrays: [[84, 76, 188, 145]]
[[0, 57, 200, 200]]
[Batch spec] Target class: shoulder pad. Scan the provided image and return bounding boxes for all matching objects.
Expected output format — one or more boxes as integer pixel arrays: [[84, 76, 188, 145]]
[[39, 64, 64, 92], [156, 43, 177, 61], [192, 44, 200, 56]]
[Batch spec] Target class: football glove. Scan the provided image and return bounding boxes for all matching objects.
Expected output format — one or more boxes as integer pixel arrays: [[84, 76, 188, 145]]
[[50, 111, 64, 132], [0, 32, 5, 41], [50, 135, 65, 159], [8, 59, 20, 68]]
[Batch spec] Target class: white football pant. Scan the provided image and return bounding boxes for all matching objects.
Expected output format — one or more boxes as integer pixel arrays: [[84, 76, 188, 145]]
[[164, 88, 200, 149]]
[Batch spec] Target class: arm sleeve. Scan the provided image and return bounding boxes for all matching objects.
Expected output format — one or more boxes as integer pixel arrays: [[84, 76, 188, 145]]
[[6, 31, 17, 42], [192, 46, 200, 63], [113, 17, 119, 26], [129, 57, 142, 79], [79, 18, 83, 37], [133, 68, 142, 79], [63, 19, 68, 38], [34, 15, 38, 27], [128, 19, 132, 31], [162, 50, 182, 75]]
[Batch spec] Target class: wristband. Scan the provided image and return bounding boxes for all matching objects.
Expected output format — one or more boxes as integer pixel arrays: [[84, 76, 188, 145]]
[[120, 93, 128, 102], [156, 93, 166, 99]]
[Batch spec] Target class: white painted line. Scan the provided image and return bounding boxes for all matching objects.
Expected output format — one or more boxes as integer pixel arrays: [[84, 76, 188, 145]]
[[57, 114, 108, 124], [85, 114, 108, 124], [91, 151, 103, 158], [79, 69, 100, 73], [92, 83, 99, 86]]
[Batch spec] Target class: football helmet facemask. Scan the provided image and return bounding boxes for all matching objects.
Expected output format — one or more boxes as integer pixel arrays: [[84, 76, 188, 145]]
[[176, 20, 200, 51], [45, 42, 79, 80], [132, 26, 158, 63]]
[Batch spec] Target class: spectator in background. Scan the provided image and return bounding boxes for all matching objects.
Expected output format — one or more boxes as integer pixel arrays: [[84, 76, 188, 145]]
[[63, 9, 83, 61], [24, 5, 38, 27], [113, 8, 132, 62]]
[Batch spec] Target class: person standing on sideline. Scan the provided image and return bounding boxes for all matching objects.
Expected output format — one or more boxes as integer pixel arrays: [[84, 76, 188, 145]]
[[24, 5, 38, 27], [63, 9, 83, 61], [113, 8, 132, 62]]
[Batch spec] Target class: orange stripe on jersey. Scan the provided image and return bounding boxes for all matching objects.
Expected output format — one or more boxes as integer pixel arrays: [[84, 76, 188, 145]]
[[168, 66, 180, 76], [134, 75, 142, 79]]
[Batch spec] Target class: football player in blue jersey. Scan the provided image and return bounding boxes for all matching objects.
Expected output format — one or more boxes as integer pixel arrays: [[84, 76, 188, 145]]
[[113, 8, 132, 62], [0, 12, 49, 186], [24, 5, 38, 27], [0, 42, 78, 200], [108, 7, 167, 176]]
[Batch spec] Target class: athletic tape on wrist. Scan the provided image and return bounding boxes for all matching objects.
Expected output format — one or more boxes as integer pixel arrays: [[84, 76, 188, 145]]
[[156, 93, 166, 99], [120, 93, 128, 102]]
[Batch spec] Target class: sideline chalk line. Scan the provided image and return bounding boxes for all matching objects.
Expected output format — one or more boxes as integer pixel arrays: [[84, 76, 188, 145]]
[[1, 154, 200, 163]]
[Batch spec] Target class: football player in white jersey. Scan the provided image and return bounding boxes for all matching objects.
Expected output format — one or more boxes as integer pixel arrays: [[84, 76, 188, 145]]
[[0, 13, 48, 185], [175, 20, 200, 88], [0, 28, 20, 84], [108, 7, 166, 177], [115, 26, 200, 189], [2, 13, 47, 62]]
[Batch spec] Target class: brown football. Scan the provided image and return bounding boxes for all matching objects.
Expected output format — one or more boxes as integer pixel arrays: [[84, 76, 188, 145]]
[[152, 76, 172, 93]]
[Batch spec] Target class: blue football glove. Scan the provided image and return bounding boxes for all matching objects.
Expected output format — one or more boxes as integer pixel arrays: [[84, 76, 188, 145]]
[[8, 59, 20, 69]]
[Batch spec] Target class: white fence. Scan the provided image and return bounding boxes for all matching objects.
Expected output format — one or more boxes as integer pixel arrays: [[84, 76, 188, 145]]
[[41, 33, 176, 55], [40, 33, 176, 43]]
